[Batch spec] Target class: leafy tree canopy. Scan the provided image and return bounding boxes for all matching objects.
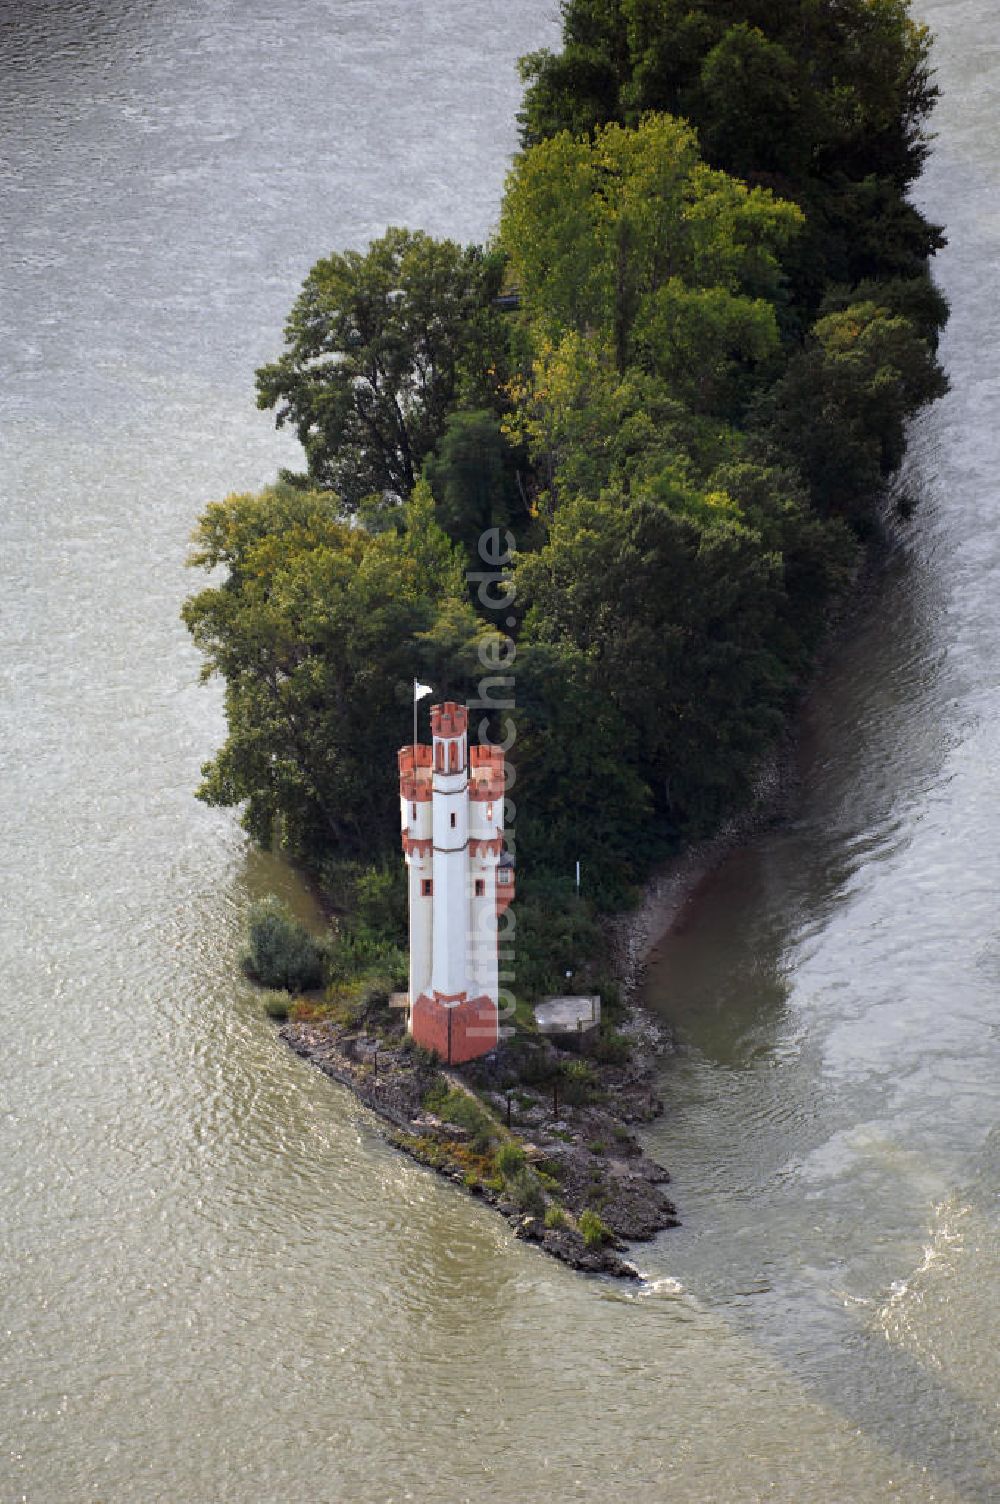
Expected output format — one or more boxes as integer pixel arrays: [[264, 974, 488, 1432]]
[[182, 481, 502, 858], [499, 113, 802, 388], [186, 0, 948, 911], [255, 227, 507, 507], [518, 0, 944, 320], [520, 0, 937, 189]]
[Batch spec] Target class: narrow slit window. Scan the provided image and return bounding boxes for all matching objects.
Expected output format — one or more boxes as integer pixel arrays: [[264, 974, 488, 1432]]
[[486, 802, 493, 821], [411, 802, 417, 820], [475, 878, 485, 897], [421, 879, 433, 897], [450, 812, 457, 829]]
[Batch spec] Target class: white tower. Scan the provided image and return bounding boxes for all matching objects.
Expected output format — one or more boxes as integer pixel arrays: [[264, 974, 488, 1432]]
[[398, 702, 513, 1064]]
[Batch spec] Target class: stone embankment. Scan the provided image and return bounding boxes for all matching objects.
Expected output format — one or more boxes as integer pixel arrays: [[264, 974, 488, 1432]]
[[281, 1012, 678, 1279], [280, 773, 793, 1277]]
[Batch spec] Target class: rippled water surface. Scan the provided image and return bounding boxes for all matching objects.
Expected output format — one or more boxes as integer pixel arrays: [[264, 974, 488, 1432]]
[[1, 1, 997, 1500]]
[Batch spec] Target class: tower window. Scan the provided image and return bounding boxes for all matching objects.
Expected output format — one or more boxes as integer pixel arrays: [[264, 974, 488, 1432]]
[[450, 812, 457, 828], [475, 878, 485, 897], [411, 802, 417, 820], [421, 879, 433, 897], [486, 802, 493, 821]]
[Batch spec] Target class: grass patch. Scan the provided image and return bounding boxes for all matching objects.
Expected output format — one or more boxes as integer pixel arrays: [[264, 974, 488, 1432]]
[[423, 1080, 499, 1154]]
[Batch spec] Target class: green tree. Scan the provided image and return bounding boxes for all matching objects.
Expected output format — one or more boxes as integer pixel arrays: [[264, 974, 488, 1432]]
[[255, 227, 505, 506], [757, 300, 948, 521], [518, 0, 944, 329], [500, 114, 801, 400], [424, 409, 523, 564], [181, 481, 491, 860], [516, 486, 795, 832]]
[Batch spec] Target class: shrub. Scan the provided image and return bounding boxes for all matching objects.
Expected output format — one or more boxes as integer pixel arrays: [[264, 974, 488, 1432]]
[[578, 1208, 612, 1249], [261, 989, 292, 1020], [591, 1029, 630, 1065], [544, 1202, 568, 1230], [494, 1142, 526, 1179], [353, 863, 408, 944], [423, 1083, 498, 1153], [317, 856, 362, 913], [509, 1169, 546, 1219], [241, 898, 327, 992], [560, 1058, 598, 1105], [327, 925, 407, 987]]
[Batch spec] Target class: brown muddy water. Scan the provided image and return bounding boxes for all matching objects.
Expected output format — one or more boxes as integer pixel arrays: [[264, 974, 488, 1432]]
[[1, 1, 996, 1499]]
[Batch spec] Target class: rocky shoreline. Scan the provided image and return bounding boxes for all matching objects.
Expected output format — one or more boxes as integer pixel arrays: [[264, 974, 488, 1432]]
[[277, 804, 782, 1279], [282, 1002, 683, 1276], [268, 538, 875, 1279]]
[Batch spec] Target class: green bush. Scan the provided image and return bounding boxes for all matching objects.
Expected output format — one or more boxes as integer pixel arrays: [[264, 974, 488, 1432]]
[[423, 1083, 498, 1153], [242, 898, 326, 993], [509, 1168, 546, 1219], [578, 1208, 612, 1249], [494, 1142, 526, 1179], [353, 863, 408, 945], [560, 1059, 598, 1105], [261, 989, 292, 1020], [544, 1202, 568, 1230], [591, 1029, 630, 1065], [327, 924, 407, 988]]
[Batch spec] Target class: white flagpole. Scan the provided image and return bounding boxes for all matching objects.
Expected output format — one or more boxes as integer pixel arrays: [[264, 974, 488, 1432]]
[[412, 680, 433, 748]]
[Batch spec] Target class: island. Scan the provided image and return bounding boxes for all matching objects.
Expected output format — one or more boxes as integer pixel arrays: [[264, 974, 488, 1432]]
[[183, 0, 947, 1277]]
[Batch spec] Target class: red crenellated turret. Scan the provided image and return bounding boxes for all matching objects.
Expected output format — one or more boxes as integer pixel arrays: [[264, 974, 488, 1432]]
[[469, 743, 505, 801], [398, 742, 432, 802], [430, 701, 468, 739]]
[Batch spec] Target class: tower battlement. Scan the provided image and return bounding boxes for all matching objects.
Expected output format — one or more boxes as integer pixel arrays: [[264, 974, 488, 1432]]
[[469, 743, 505, 801], [430, 701, 468, 739], [398, 743, 432, 801]]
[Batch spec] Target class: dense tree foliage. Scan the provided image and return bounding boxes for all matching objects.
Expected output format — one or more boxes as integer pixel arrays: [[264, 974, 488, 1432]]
[[518, 0, 945, 327], [255, 227, 507, 506], [186, 0, 947, 935], [182, 481, 501, 858]]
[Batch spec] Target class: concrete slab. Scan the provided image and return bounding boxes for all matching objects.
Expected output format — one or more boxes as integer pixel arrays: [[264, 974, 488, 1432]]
[[534, 994, 601, 1037]]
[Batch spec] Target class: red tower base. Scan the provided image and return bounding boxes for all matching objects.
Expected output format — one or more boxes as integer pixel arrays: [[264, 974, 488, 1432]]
[[410, 993, 498, 1065]]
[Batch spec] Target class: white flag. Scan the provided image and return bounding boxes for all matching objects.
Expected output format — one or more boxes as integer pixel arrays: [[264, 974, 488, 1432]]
[[414, 680, 434, 701]]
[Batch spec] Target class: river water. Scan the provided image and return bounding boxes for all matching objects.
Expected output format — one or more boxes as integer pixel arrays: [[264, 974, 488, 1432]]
[[0, 2, 996, 1500]]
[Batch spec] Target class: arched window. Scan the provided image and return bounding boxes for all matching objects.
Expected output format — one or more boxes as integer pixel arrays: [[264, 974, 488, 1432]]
[[435, 741, 444, 771], [449, 740, 459, 772]]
